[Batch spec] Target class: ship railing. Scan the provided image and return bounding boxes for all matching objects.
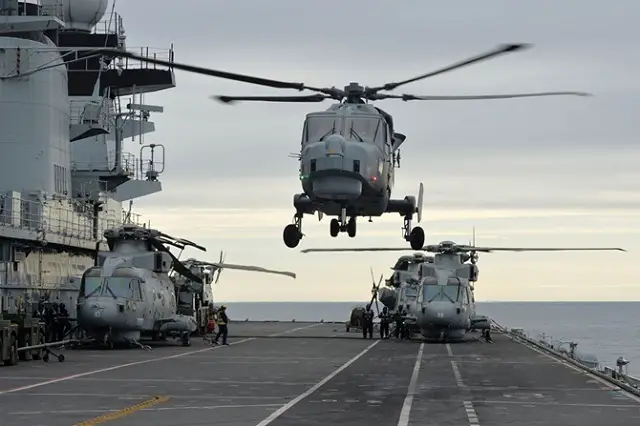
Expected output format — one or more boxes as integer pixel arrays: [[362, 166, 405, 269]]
[[114, 46, 175, 70], [3, 0, 65, 21], [92, 12, 123, 36], [0, 192, 149, 242], [122, 151, 165, 182], [69, 98, 111, 128]]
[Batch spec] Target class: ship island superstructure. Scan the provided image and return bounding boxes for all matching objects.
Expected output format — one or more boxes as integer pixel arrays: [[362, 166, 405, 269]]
[[0, 0, 176, 317]]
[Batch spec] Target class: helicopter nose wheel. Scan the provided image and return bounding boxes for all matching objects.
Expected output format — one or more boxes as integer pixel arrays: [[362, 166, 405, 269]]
[[283, 213, 303, 248], [329, 212, 356, 238]]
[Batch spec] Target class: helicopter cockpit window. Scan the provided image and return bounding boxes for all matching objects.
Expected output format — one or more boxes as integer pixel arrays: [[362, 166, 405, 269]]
[[102, 277, 138, 299], [304, 116, 340, 142], [404, 286, 418, 299], [442, 282, 461, 303], [81, 277, 102, 297], [423, 284, 440, 302], [345, 117, 386, 144]]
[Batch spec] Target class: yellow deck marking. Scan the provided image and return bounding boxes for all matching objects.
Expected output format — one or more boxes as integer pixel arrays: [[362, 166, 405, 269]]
[[74, 395, 170, 425]]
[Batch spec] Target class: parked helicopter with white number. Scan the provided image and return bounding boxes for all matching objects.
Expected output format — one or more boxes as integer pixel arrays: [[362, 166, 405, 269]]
[[303, 241, 625, 342], [97, 44, 590, 250]]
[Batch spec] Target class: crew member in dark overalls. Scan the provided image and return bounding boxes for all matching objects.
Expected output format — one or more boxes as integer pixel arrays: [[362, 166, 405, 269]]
[[213, 305, 229, 346], [362, 304, 374, 339], [378, 306, 391, 339], [394, 306, 406, 339], [57, 303, 71, 341]]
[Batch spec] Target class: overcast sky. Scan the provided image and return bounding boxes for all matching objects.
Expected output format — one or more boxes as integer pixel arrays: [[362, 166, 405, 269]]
[[113, 0, 639, 302]]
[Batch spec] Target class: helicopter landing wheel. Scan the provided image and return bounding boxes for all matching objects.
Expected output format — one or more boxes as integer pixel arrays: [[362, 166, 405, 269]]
[[347, 217, 356, 238], [330, 219, 340, 237], [283, 224, 301, 248], [409, 226, 425, 250]]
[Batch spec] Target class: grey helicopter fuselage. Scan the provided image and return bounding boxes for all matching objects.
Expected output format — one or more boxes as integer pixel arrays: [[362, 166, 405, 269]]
[[378, 254, 433, 324], [415, 252, 482, 342], [77, 239, 187, 345], [295, 103, 398, 217]]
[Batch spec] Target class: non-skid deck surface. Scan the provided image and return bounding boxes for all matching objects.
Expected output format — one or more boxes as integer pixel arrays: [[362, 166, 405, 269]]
[[1, 322, 639, 425]]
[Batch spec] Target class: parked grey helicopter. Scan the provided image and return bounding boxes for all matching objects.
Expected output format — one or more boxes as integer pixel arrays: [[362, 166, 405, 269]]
[[97, 44, 589, 250], [76, 224, 296, 348], [302, 242, 625, 342]]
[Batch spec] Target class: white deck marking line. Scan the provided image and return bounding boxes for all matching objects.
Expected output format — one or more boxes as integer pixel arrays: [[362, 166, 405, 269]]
[[397, 342, 425, 426], [446, 343, 453, 356], [254, 340, 380, 426], [273, 323, 323, 335], [451, 360, 466, 387], [0, 323, 317, 395], [463, 401, 480, 425], [515, 336, 640, 404]]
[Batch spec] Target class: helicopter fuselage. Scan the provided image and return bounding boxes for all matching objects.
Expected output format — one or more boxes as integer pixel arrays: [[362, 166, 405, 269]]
[[296, 104, 395, 216], [414, 254, 486, 342], [283, 102, 424, 249], [76, 250, 195, 346]]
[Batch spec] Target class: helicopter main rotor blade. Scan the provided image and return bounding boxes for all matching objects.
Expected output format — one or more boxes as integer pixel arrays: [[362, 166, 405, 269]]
[[365, 43, 530, 94], [212, 94, 331, 104], [378, 92, 592, 101], [97, 48, 331, 94], [461, 246, 627, 253], [301, 248, 411, 253]]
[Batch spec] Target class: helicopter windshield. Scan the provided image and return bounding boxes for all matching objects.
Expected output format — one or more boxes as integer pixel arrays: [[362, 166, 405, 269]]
[[442, 283, 460, 302], [304, 116, 341, 142], [81, 276, 102, 298], [344, 117, 386, 144], [403, 286, 418, 299], [102, 277, 143, 300], [422, 284, 440, 302]]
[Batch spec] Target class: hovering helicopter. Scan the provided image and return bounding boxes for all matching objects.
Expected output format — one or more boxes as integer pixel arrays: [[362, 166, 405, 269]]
[[76, 224, 297, 349], [98, 44, 590, 250], [302, 241, 625, 342]]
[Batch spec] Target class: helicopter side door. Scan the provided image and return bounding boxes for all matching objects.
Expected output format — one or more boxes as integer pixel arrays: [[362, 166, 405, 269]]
[[383, 121, 394, 191]]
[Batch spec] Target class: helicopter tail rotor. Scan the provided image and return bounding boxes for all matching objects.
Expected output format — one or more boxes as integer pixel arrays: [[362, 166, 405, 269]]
[[215, 250, 226, 284]]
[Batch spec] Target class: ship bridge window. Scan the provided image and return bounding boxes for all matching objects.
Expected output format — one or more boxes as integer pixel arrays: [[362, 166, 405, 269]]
[[304, 116, 341, 142], [345, 117, 386, 144]]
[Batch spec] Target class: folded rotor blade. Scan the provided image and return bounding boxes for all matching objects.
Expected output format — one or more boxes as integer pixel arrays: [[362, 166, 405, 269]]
[[212, 94, 330, 104], [198, 261, 296, 279], [148, 239, 204, 284], [380, 92, 592, 101], [365, 43, 530, 94], [97, 48, 327, 92]]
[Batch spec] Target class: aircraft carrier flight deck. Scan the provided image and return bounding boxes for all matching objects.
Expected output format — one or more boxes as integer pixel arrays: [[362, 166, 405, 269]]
[[1, 322, 639, 426]]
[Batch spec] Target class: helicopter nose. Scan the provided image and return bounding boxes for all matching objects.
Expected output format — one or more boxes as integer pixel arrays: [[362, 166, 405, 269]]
[[422, 301, 458, 326], [78, 300, 121, 330]]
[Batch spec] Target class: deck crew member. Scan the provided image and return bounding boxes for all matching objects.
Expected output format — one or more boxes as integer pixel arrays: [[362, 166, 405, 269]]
[[394, 306, 406, 339], [213, 305, 230, 346], [379, 306, 391, 339], [362, 304, 374, 339]]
